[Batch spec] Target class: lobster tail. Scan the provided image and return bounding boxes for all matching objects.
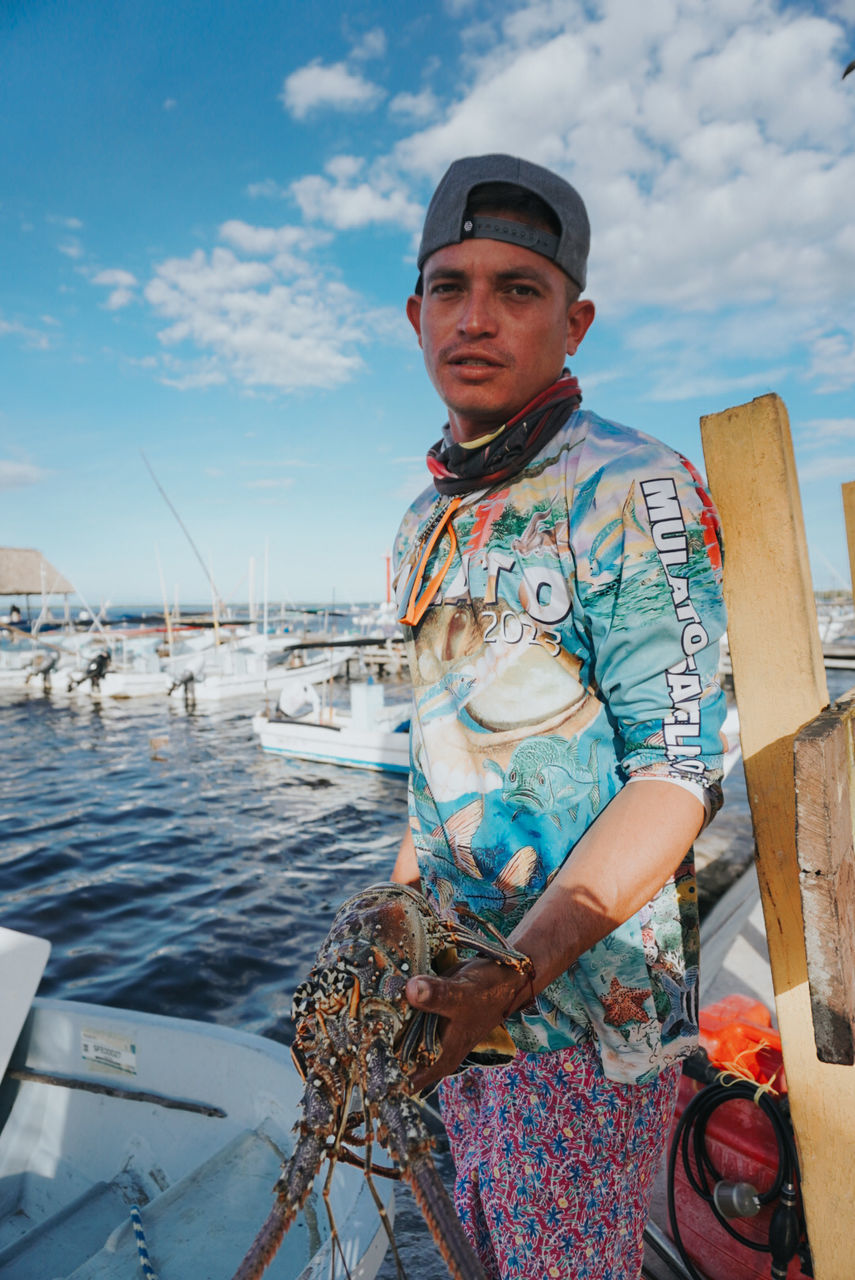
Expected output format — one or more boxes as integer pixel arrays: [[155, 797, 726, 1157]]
[[403, 1153, 486, 1280]]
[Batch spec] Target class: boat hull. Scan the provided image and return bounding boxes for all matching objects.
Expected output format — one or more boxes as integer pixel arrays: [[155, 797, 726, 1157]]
[[0, 998, 389, 1279], [253, 712, 410, 774]]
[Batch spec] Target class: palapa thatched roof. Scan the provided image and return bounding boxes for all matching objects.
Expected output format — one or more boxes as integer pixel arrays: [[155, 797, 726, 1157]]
[[0, 548, 74, 597]]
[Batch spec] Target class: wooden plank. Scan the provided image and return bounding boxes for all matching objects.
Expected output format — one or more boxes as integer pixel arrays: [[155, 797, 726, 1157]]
[[843, 480, 855, 594], [700, 392, 855, 1280], [795, 690, 855, 1063]]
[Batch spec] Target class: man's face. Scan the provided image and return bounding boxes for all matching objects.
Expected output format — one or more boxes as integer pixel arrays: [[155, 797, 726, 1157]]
[[407, 235, 594, 444]]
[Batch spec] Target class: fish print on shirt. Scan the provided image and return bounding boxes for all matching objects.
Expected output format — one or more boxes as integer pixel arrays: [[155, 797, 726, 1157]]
[[394, 409, 727, 1084]]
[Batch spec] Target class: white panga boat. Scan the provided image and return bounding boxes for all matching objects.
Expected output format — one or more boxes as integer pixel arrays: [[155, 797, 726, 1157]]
[[252, 681, 411, 775], [0, 928, 389, 1280], [168, 640, 355, 706]]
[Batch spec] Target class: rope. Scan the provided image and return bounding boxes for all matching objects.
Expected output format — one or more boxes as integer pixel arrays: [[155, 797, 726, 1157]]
[[130, 1204, 159, 1280], [714, 1038, 783, 1100]]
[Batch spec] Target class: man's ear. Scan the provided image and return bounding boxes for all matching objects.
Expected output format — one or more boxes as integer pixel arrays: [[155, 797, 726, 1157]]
[[406, 294, 423, 347], [565, 299, 595, 357]]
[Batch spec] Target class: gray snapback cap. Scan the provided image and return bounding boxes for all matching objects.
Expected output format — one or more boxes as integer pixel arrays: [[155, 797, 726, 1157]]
[[417, 153, 590, 290]]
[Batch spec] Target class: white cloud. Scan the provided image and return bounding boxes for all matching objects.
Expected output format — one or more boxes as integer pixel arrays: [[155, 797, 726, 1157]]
[[828, 0, 855, 25], [219, 220, 328, 257], [93, 269, 137, 287], [0, 460, 47, 489], [133, 0, 855, 399], [159, 355, 228, 390], [325, 154, 364, 182], [58, 239, 84, 259], [163, 98, 177, 110], [807, 333, 855, 391], [647, 366, 790, 403], [281, 59, 384, 119], [350, 27, 387, 61], [143, 233, 397, 392], [93, 268, 139, 311], [246, 179, 285, 199], [798, 453, 855, 482], [103, 288, 135, 311], [389, 89, 440, 121], [799, 417, 855, 441], [290, 172, 424, 230], [239, 458, 317, 468], [246, 476, 296, 490], [0, 315, 52, 350], [47, 214, 83, 230], [360, 0, 855, 387]]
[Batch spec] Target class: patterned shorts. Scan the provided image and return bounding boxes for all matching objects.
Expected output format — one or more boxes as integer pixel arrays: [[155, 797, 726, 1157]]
[[438, 1038, 680, 1280]]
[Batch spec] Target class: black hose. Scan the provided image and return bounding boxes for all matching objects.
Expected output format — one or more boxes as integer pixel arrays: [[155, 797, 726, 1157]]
[[666, 1052, 808, 1280]]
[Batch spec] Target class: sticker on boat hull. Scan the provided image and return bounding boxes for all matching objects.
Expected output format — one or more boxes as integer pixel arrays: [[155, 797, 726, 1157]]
[[81, 1028, 137, 1075]]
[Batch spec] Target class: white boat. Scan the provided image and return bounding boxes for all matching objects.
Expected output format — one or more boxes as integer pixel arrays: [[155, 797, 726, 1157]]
[[0, 633, 87, 694], [0, 928, 389, 1280], [253, 681, 411, 774], [34, 629, 354, 705], [170, 643, 355, 705]]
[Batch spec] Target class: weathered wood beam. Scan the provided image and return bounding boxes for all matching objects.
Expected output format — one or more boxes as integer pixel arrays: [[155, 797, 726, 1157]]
[[701, 392, 853, 1280], [795, 690, 855, 1064]]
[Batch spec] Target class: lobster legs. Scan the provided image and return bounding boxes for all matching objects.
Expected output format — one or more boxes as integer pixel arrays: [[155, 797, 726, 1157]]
[[230, 884, 532, 1280]]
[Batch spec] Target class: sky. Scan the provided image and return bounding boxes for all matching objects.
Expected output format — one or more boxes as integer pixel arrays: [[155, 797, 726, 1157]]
[[2, 0, 854, 609]]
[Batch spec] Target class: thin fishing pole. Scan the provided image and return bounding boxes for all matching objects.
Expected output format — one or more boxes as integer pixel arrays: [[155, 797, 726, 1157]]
[[140, 450, 222, 607]]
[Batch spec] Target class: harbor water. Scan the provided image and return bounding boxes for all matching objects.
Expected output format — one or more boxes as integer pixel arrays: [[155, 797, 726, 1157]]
[[2, 666, 854, 1278]]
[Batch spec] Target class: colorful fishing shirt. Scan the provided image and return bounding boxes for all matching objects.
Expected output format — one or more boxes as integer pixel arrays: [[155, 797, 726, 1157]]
[[392, 408, 727, 1085]]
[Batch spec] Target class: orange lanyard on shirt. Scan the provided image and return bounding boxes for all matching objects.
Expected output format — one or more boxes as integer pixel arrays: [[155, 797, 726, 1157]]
[[398, 495, 463, 627]]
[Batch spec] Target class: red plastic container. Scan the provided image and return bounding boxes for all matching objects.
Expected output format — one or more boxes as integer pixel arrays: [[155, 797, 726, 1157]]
[[666, 995, 805, 1280]]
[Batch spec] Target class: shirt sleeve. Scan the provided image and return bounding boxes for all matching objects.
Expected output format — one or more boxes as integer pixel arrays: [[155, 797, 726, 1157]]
[[568, 427, 728, 809]]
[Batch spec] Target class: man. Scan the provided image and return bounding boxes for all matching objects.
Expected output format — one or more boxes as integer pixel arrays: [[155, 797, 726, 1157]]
[[391, 154, 727, 1279]]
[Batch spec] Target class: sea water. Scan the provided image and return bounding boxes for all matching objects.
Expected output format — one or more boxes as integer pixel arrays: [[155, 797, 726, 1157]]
[[2, 666, 853, 1279]]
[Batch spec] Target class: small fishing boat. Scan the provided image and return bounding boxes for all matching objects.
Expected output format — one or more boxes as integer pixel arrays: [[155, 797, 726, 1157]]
[[173, 642, 354, 705], [252, 681, 411, 774], [0, 927, 390, 1280]]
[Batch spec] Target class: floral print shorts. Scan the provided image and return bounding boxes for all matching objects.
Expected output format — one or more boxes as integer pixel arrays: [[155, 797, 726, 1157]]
[[438, 1038, 680, 1280]]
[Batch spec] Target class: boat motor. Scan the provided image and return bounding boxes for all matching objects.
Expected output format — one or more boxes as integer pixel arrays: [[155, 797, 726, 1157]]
[[69, 650, 111, 691], [168, 669, 196, 707], [26, 651, 59, 692]]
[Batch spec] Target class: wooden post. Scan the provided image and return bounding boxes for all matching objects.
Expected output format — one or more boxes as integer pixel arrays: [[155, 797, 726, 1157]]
[[701, 393, 854, 1280], [843, 480, 855, 594]]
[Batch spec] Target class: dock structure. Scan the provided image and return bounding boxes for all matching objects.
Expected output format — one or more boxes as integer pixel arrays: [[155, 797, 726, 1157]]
[[346, 637, 406, 680], [701, 393, 855, 1280]]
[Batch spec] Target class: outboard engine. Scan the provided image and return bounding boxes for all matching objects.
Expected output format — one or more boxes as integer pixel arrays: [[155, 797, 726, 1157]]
[[70, 649, 111, 691], [27, 651, 59, 692], [168, 669, 196, 708]]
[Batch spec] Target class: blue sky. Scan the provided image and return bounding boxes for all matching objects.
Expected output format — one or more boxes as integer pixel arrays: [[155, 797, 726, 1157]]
[[2, 0, 854, 608]]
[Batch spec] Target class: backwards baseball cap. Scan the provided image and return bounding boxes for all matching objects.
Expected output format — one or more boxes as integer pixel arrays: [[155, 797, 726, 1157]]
[[417, 153, 590, 291]]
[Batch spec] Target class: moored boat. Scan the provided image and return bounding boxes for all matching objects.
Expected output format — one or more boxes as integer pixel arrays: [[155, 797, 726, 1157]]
[[173, 642, 354, 705], [253, 680, 410, 774], [0, 928, 390, 1280]]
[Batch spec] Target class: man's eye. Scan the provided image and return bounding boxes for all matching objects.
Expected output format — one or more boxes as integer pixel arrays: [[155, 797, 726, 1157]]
[[508, 284, 537, 297], [431, 282, 461, 295]]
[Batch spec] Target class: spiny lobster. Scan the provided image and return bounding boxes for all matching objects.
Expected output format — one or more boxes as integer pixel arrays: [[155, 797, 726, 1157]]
[[230, 882, 534, 1280]]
